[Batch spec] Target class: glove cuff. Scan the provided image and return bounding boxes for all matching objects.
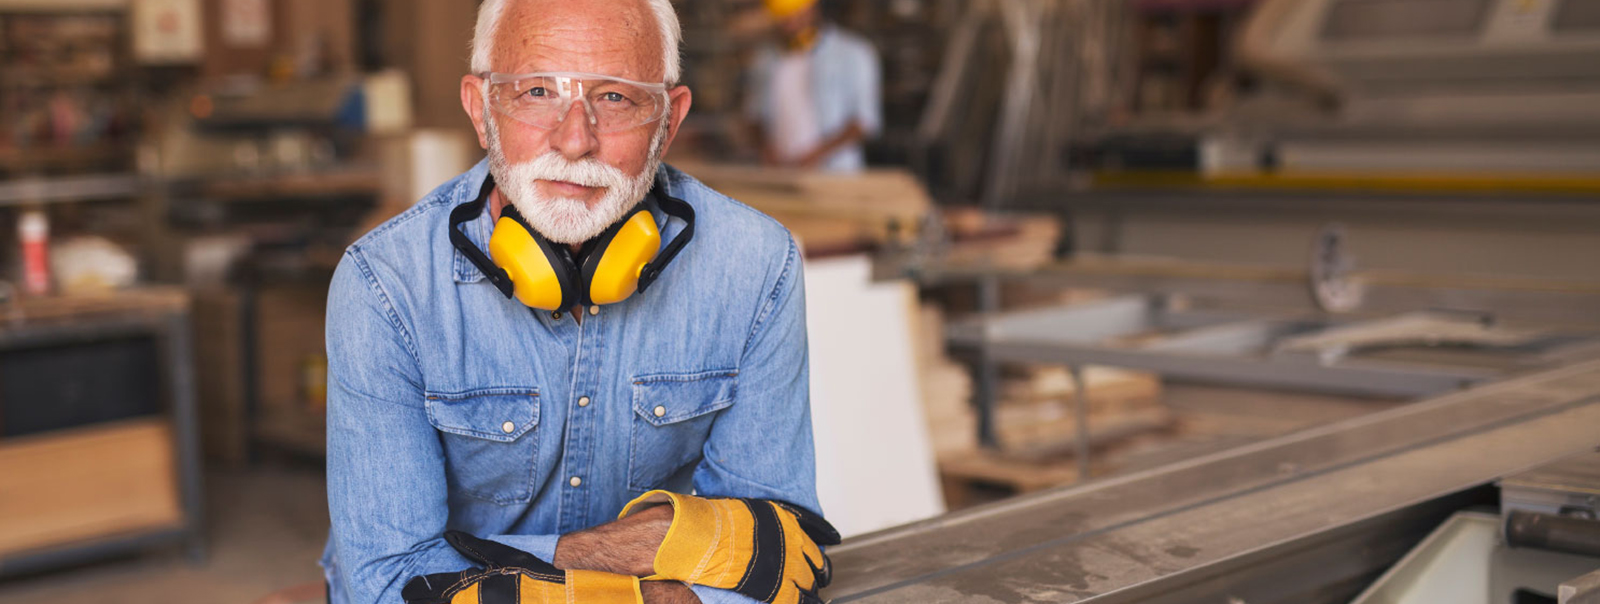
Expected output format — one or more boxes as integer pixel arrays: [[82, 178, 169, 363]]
[[566, 570, 644, 603], [620, 490, 735, 583]]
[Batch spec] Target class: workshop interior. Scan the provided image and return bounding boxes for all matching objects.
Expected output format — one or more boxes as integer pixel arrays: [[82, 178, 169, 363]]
[[2, 0, 1600, 602]]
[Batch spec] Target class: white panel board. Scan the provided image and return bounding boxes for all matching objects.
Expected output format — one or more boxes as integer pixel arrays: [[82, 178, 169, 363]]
[[804, 255, 945, 538]]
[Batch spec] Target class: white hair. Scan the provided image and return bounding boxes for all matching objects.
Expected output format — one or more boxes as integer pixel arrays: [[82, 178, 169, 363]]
[[471, 0, 682, 84]]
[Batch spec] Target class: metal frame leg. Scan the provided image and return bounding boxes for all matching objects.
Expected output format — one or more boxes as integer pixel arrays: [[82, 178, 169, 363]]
[[1069, 364, 1091, 481], [975, 274, 1002, 449], [166, 312, 207, 562]]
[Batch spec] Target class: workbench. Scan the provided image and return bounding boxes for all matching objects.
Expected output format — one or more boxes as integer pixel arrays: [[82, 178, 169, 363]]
[[0, 287, 204, 577], [822, 359, 1600, 603]]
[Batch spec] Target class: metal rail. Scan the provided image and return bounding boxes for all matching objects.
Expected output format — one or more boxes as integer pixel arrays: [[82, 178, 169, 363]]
[[822, 359, 1600, 602]]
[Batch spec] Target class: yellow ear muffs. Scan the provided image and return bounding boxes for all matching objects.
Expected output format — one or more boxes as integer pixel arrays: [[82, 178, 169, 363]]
[[449, 174, 693, 312], [488, 213, 577, 311], [579, 207, 662, 306]]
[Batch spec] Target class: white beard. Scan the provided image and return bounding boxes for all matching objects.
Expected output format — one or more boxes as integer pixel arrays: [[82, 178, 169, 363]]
[[486, 113, 669, 245]]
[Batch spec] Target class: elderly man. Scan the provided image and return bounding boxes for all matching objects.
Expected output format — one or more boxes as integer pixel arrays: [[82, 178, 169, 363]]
[[319, 1, 835, 603]]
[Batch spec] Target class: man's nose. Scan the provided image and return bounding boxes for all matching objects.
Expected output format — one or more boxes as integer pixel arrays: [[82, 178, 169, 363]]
[[549, 98, 599, 161]]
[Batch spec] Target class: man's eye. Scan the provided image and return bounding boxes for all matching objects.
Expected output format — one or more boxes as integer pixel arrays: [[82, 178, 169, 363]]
[[600, 92, 631, 104], [523, 87, 549, 98]]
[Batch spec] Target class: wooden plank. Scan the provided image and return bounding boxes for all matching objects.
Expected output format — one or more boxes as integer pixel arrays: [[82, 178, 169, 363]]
[[673, 163, 932, 251], [0, 0, 126, 10], [0, 419, 182, 556], [0, 286, 187, 328]]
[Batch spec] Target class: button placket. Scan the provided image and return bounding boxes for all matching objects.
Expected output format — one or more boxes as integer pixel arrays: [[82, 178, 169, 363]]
[[556, 306, 605, 534]]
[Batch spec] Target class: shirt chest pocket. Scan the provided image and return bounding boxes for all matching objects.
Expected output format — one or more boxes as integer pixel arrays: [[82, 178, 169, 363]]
[[628, 370, 738, 493], [425, 387, 540, 504]]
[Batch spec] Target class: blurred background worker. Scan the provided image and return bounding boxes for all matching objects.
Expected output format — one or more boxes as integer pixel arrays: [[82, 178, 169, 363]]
[[745, 0, 882, 172]]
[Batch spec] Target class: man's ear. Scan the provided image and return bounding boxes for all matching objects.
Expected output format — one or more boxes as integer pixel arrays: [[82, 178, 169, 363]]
[[658, 85, 694, 157], [461, 75, 491, 149]]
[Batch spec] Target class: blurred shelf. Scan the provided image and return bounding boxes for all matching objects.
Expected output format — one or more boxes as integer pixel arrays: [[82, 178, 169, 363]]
[[0, 144, 134, 172], [0, 0, 126, 12], [0, 171, 140, 206], [199, 167, 381, 201], [0, 286, 188, 330], [0, 67, 117, 87]]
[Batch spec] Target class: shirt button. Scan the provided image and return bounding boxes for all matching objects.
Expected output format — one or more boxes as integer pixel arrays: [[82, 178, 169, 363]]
[[501, 421, 515, 433], [588, 305, 599, 316], [551, 311, 563, 320], [653, 405, 666, 417], [578, 396, 591, 407], [569, 476, 582, 487]]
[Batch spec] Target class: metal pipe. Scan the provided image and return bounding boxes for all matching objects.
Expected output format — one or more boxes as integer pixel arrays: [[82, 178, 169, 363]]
[[1505, 510, 1600, 558]]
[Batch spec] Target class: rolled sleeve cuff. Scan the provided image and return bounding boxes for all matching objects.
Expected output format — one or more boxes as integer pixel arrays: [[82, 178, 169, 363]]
[[484, 534, 562, 564], [690, 584, 763, 604]]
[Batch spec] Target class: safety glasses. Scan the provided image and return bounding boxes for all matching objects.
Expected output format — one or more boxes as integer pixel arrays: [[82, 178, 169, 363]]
[[482, 72, 671, 134]]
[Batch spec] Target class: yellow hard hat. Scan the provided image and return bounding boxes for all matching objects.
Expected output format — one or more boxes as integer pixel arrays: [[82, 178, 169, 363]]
[[764, 0, 818, 19]]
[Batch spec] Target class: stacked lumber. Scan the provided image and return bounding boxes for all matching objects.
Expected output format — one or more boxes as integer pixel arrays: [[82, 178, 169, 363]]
[[673, 163, 932, 255], [939, 208, 1062, 270], [914, 304, 978, 455], [913, 302, 1174, 509], [993, 365, 1170, 456]]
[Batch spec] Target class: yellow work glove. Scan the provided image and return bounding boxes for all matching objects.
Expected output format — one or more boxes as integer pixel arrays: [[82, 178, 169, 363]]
[[618, 491, 842, 604], [401, 530, 643, 604]]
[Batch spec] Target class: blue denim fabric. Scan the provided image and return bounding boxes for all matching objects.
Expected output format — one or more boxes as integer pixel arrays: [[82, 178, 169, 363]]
[[745, 25, 882, 172], [321, 159, 818, 604]]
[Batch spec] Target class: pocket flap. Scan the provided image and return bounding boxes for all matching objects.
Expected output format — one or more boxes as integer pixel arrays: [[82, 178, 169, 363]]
[[631, 370, 738, 427], [425, 387, 540, 442]]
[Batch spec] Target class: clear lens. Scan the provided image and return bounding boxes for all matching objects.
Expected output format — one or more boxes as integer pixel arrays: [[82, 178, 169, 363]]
[[487, 73, 668, 133]]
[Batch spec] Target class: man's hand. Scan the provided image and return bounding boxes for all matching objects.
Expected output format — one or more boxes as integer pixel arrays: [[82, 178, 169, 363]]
[[618, 492, 840, 604], [553, 503, 674, 576], [795, 121, 865, 169]]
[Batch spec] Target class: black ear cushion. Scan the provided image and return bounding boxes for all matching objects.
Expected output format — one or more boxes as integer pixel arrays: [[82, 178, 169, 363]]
[[502, 205, 579, 310]]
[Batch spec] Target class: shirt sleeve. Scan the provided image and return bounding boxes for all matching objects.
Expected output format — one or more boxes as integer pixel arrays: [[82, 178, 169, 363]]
[[692, 583, 766, 604], [325, 249, 563, 603], [852, 38, 883, 137], [692, 236, 819, 512], [685, 236, 819, 604]]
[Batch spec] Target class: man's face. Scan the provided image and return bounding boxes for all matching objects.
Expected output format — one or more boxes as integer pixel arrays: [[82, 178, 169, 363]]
[[777, 5, 818, 39], [461, 0, 693, 244]]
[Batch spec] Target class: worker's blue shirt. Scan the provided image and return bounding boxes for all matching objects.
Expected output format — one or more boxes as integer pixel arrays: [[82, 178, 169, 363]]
[[320, 159, 818, 604], [746, 25, 883, 172]]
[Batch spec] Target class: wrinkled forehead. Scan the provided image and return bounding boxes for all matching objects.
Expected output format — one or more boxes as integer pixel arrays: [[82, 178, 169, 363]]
[[491, 0, 665, 83]]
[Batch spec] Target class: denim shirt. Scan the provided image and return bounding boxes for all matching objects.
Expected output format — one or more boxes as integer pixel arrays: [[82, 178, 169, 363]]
[[320, 159, 818, 604], [745, 25, 882, 172]]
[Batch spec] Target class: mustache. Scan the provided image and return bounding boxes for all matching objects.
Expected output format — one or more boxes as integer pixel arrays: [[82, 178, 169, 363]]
[[519, 152, 630, 191]]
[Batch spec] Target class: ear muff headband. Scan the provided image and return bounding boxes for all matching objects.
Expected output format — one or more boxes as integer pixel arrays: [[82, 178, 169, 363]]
[[449, 178, 516, 299], [639, 193, 695, 292]]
